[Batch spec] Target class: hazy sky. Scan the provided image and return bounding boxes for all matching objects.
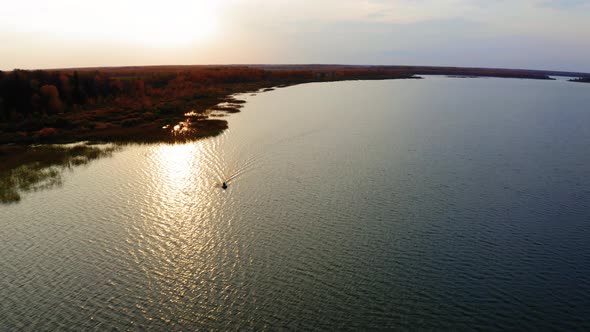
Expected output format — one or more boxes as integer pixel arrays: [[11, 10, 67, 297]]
[[1, 0, 589, 71]]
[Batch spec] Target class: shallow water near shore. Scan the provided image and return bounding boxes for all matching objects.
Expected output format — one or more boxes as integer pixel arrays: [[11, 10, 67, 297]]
[[2, 77, 590, 330]]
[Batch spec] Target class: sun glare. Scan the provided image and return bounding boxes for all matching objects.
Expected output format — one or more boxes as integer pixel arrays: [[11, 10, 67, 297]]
[[154, 143, 202, 198], [3, 0, 220, 48], [111, 1, 220, 47]]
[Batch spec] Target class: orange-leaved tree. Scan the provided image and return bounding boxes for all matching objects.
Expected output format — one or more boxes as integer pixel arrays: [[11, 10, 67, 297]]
[[40, 84, 63, 114]]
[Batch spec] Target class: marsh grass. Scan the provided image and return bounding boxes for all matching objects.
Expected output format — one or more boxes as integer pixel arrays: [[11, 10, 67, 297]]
[[0, 144, 119, 204]]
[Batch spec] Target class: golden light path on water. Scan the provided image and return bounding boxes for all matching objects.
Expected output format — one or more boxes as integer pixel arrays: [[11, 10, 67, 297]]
[[4, 79, 590, 330], [156, 143, 203, 201], [120, 137, 245, 326]]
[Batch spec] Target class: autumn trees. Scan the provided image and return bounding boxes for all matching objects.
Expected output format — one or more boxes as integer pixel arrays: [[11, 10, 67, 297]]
[[0, 70, 116, 120], [0, 66, 407, 124], [39, 85, 62, 114], [0, 68, 245, 121]]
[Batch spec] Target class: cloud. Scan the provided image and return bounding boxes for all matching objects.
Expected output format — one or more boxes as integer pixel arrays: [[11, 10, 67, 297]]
[[537, 0, 590, 8], [2, 0, 590, 71]]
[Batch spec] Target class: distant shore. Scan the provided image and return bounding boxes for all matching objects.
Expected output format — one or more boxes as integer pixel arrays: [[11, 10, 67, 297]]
[[0, 65, 586, 146]]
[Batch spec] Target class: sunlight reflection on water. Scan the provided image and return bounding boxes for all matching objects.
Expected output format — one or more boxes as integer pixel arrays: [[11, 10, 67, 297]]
[[2, 78, 590, 330]]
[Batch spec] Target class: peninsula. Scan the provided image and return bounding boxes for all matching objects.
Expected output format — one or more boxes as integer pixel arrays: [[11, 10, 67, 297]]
[[0, 65, 588, 145]]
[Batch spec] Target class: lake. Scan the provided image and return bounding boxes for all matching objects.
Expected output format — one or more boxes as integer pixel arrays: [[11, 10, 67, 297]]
[[1, 77, 590, 330]]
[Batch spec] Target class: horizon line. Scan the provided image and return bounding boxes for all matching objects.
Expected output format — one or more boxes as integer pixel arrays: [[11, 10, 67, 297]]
[[2, 63, 590, 77]]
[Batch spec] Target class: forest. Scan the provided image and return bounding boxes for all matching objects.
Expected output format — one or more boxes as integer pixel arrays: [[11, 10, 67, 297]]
[[0, 66, 416, 144]]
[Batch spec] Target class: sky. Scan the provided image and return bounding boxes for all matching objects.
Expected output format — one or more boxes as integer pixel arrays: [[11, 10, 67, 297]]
[[1, 0, 590, 72]]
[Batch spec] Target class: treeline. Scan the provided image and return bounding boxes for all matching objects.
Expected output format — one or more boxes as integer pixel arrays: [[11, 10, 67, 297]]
[[0, 67, 315, 122], [0, 69, 117, 120], [254, 64, 565, 80], [387, 66, 553, 80], [324, 69, 416, 80]]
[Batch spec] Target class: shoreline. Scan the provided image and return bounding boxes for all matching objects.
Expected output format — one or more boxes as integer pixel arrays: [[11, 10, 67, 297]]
[[0, 74, 419, 146], [0, 64, 580, 147], [0, 72, 583, 203]]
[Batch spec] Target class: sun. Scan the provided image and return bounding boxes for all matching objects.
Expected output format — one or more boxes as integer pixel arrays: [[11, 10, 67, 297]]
[[117, 1, 220, 47], [3, 1, 222, 49]]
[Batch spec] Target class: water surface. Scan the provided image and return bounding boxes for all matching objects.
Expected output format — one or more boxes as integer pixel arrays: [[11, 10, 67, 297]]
[[2, 77, 590, 330]]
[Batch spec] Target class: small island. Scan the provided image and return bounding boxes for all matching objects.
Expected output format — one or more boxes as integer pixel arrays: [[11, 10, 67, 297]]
[[570, 77, 590, 83]]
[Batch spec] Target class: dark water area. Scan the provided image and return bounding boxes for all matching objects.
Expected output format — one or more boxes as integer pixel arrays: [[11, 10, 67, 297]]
[[1, 77, 590, 330]]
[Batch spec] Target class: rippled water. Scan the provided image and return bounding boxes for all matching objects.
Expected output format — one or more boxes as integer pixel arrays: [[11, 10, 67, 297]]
[[2, 77, 590, 330]]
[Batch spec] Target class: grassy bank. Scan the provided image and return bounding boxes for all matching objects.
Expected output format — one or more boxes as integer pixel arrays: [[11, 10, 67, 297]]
[[0, 143, 119, 203]]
